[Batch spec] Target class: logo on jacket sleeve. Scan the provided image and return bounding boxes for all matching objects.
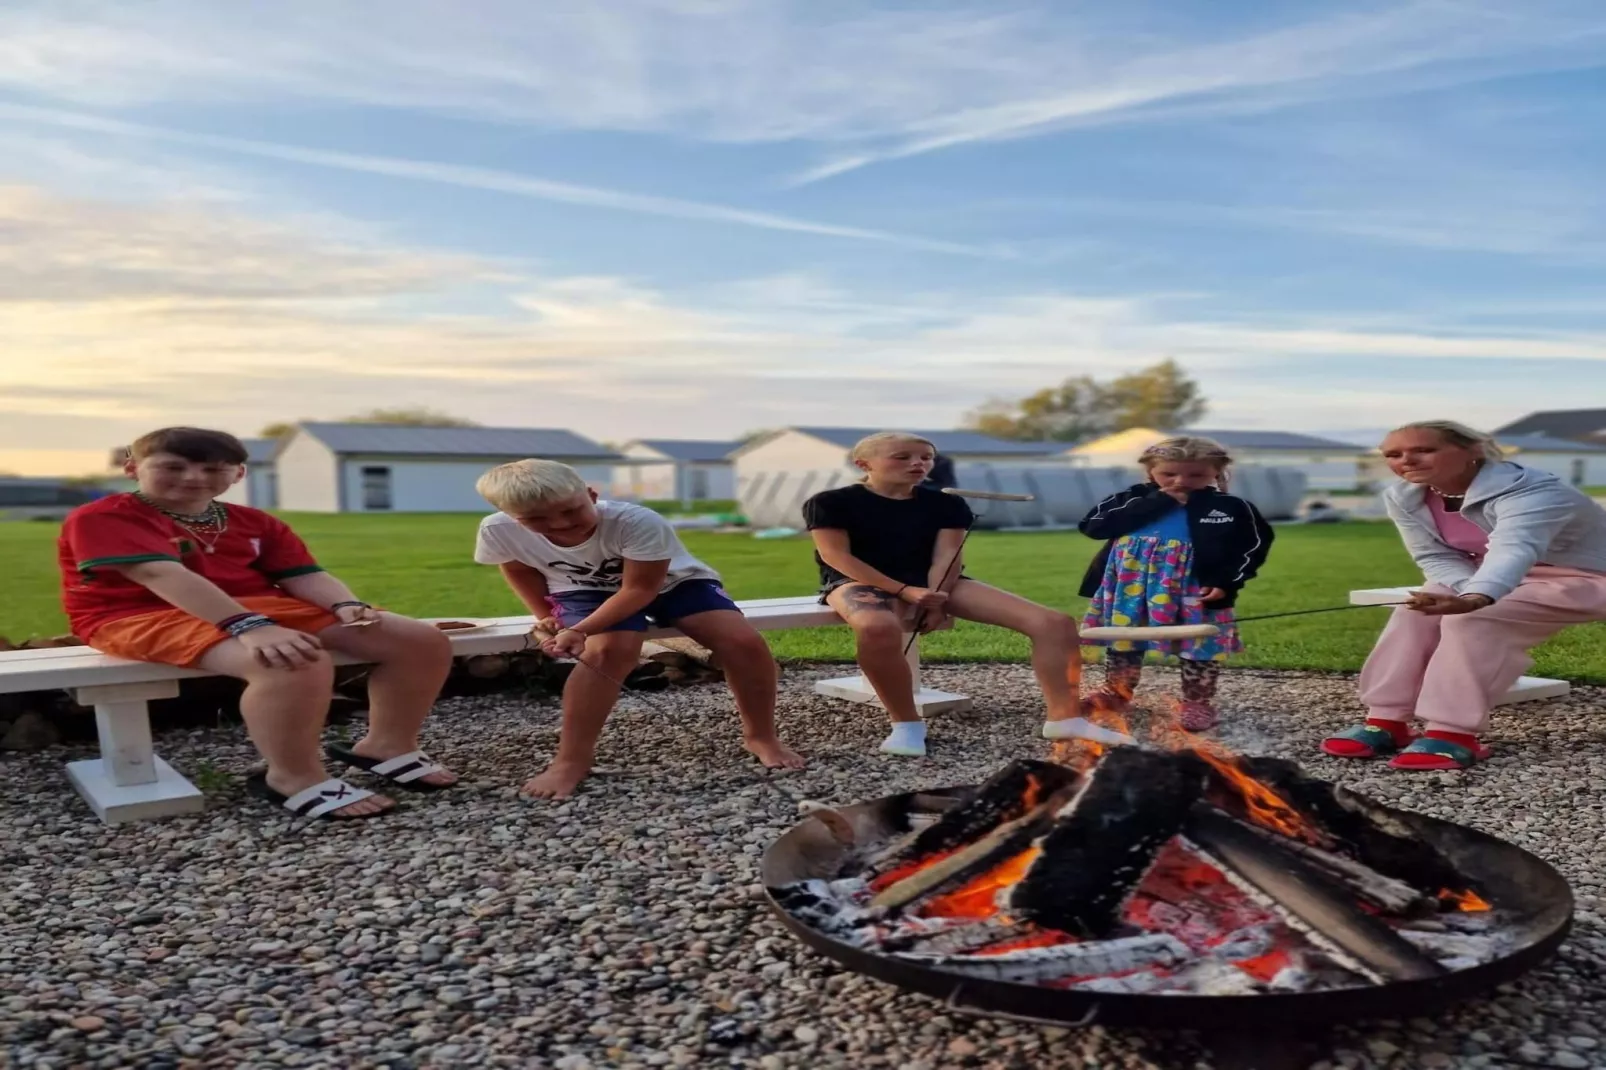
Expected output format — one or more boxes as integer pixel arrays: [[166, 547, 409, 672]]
[[1200, 509, 1235, 524]]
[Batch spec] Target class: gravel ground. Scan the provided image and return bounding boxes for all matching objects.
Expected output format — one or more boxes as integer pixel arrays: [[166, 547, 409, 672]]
[[3, 663, 1604, 1070]]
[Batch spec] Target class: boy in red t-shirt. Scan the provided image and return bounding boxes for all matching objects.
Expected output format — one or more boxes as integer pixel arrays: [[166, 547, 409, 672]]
[[59, 427, 458, 820]]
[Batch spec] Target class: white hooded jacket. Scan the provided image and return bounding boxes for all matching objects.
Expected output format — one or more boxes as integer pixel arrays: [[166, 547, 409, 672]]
[[1383, 461, 1606, 601]]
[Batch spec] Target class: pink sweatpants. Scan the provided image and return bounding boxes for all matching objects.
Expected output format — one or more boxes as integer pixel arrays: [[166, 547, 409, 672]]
[[1358, 565, 1606, 735]]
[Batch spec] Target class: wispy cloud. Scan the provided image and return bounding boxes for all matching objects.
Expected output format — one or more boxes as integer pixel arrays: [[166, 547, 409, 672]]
[[0, 103, 996, 257], [786, 2, 1606, 184]]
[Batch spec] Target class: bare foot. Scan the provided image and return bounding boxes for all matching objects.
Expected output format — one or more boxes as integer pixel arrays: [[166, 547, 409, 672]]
[[520, 760, 591, 799], [267, 773, 395, 817], [349, 741, 460, 788], [746, 736, 807, 770]]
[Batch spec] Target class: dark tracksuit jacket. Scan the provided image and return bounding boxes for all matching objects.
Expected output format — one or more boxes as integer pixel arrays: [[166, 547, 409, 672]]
[[1077, 484, 1275, 609]]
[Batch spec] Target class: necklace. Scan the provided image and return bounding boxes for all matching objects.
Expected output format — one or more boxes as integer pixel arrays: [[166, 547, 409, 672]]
[[134, 492, 229, 553]]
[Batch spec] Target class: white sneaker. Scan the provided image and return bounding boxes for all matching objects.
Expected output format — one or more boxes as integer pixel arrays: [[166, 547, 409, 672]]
[[1041, 717, 1135, 746], [880, 721, 928, 757]]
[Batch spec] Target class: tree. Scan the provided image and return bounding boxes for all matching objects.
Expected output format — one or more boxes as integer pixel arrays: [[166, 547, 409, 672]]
[[342, 407, 480, 427], [259, 408, 480, 439], [1101, 358, 1207, 432], [962, 360, 1207, 442]]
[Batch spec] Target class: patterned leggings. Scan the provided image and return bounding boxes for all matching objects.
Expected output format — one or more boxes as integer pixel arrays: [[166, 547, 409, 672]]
[[1101, 649, 1221, 705]]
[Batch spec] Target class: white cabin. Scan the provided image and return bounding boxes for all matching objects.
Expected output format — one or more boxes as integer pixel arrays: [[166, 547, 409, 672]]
[[273, 423, 619, 513]]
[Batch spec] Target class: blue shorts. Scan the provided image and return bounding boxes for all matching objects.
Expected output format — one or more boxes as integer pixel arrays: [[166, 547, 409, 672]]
[[547, 579, 740, 633]]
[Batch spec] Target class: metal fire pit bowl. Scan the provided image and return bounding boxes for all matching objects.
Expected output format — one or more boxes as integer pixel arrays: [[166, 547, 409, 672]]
[[761, 784, 1574, 1033]]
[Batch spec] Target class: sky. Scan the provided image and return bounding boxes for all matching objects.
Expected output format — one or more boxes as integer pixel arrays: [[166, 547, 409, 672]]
[[3, 0, 1606, 475]]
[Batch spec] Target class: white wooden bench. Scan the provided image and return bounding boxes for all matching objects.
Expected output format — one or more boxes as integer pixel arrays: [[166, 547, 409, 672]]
[[0, 595, 970, 824], [1348, 587, 1571, 705]]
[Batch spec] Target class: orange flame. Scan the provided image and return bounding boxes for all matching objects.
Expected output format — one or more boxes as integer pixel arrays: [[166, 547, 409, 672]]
[[1438, 887, 1491, 912], [1186, 738, 1327, 846], [918, 846, 1043, 920]]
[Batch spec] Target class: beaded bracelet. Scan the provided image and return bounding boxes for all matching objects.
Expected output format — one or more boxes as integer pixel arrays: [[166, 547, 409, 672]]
[[220, 613, 278, 638]]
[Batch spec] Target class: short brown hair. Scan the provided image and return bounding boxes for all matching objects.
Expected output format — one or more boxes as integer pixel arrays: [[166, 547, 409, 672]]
[[128, 427, 250, 465]]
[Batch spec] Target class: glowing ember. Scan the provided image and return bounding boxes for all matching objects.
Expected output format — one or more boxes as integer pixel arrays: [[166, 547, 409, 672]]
[[972, 929, 1078, 955], [1438, 888, 1492, 912], [870, 847, 959, 893], [1234, 946, 1296, 983], [918, 846, 1043, 920]]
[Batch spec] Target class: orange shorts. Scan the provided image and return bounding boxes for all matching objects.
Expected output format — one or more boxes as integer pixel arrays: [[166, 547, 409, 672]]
[[88, 595, 340, 668]]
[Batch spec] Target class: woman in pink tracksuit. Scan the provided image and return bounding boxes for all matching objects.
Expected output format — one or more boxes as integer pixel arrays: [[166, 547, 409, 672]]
[[1323, 420, 1606, 771]]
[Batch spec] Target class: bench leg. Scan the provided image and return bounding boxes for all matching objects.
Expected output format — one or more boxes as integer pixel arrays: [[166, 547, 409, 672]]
[[65, 682, 205, 824], [814, 635, 974, 716]]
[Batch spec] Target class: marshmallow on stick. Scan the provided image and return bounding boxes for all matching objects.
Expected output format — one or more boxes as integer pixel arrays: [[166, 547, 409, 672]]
[[1079, 623, 1221, 641]]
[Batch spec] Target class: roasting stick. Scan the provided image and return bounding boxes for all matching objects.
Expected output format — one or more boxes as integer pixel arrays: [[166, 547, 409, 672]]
[[526, 625, 676, 717], [901, 487, 1037, 655], [1078, 600, 1412, 641]]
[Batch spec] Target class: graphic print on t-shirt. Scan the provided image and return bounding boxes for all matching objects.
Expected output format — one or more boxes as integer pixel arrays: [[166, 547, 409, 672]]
[[546, 556, 625, 588]]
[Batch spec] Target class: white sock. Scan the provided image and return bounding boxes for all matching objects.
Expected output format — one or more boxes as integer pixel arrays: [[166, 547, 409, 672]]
[[880, 720, 928, 757], [1041, 716, 1135, 745]]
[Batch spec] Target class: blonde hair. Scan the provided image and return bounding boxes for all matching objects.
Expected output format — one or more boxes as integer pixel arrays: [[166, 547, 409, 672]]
[[1385, 420, 1505, 461], [851, 431, 936, 463], [475, 458, 589, 510], [1138, 435, 1233, 471], [850, 431, 937, 480]]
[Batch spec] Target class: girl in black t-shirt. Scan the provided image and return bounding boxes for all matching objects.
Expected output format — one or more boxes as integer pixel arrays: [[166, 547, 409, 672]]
[[803, 432, 1081, 757]]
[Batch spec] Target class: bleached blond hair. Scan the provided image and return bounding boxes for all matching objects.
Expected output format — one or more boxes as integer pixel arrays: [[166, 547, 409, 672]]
[[1385, 420, 1505, 461], [850, 431, 938, 482], [475, 458, 589, 510], [850, 431, 936, 465], [1138, 435, 1233, 471]]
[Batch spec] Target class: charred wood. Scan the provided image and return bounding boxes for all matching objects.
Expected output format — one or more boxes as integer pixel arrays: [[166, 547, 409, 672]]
[[1007, 747, 1206, 938], [1183, 806, 1447, 983]]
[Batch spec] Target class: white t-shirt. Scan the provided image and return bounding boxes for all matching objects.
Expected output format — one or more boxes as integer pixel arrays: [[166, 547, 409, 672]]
[[473, 500, 722, 594]]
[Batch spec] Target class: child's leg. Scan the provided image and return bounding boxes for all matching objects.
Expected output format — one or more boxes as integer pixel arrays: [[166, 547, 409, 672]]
[[1177, 657, 1222, 731], [318, 615, 457, 786], [670, 608, 805, 769], [825, 585, 926, 754], [1090, 649, 1145, 710], [943, 580, 1080, 721], [524, 630, 646, 799], [195, 640, 393, 818]]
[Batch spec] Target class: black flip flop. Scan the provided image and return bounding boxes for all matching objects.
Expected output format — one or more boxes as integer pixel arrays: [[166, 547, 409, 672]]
[[324, 743, 457, 793]]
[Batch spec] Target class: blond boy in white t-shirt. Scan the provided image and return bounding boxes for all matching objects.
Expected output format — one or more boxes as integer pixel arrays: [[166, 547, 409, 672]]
[[474, 459, 805, 798]]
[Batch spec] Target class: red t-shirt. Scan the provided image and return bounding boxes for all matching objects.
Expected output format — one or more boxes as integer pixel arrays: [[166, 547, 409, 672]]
[[58, 495, 324, 639]]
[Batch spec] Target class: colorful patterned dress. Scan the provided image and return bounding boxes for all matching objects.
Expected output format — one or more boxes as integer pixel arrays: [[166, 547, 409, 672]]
[[1080, 504, 1242, 660]]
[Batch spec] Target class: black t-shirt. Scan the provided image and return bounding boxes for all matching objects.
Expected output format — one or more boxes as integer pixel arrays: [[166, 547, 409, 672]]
[[802, 483, 974, 591]]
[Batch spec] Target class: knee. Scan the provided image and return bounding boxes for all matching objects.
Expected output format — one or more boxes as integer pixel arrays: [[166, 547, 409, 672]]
[[711, 626, 772, 665], [243, 652, 335, 693], [589, 633, 645, 671], [1030, 610, 1079, 644], [852, 614, 905, 649], [376, 617, 454, 667]]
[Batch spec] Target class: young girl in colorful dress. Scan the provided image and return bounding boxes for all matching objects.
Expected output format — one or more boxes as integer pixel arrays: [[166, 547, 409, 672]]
[[1077, 436, 1274, 730]]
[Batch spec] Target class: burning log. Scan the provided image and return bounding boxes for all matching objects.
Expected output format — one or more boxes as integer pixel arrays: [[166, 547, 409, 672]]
[[869, 760, 1077, 871], [1278, 840, 1437, 917], [894, 933, 1192, 983], [869, 783, 1077, 913], [1182, 806, 1448, 983], [1228, 756, 1476, 900], [1007, 747, 1207, 937]]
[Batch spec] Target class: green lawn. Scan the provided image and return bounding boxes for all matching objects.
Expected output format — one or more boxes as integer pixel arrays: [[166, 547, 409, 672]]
[[8, 515, 1606, 681]]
